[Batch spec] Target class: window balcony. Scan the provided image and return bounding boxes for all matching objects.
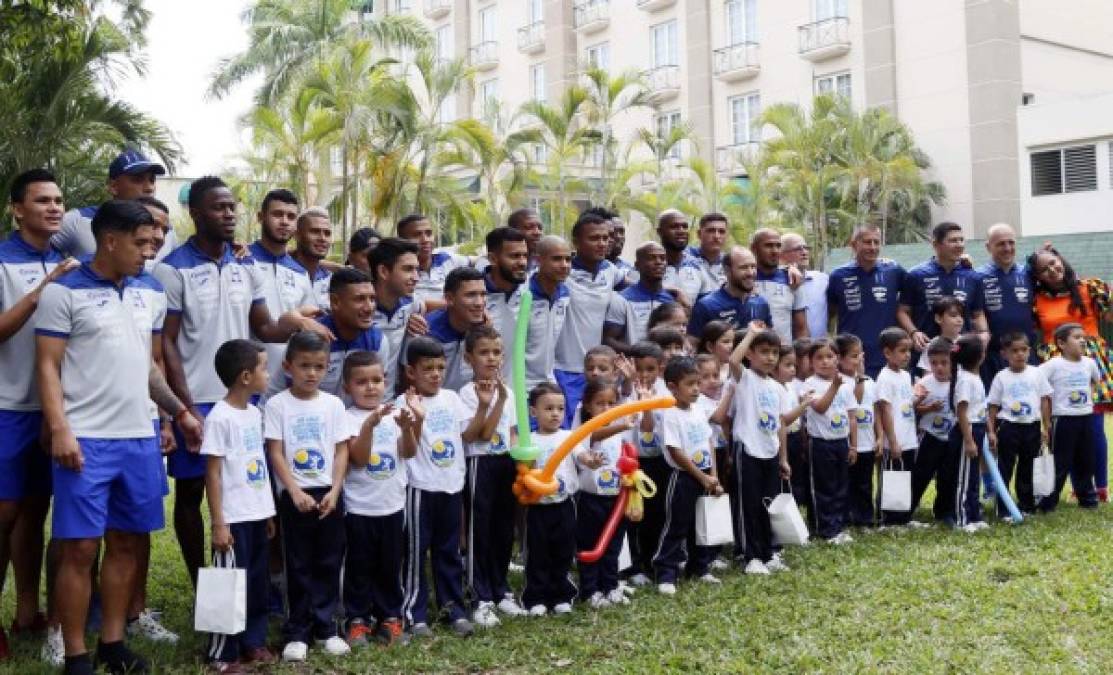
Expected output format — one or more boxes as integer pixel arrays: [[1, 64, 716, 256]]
[[637, 0, 677, 11], [517, 21, 544, 54], [644, 64, 680, 104], [423, 0, 451, 20], [469, 41, 499, 71], [713, 42, 760, 83], [573, 0, 610, 35], [716, 142, 760, 175], [798, 16, 850, 61]]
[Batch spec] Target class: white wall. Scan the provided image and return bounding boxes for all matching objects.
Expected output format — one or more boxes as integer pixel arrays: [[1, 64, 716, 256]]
[[1020, 38, 1113, 104], [1018, 92, 1113, 236]]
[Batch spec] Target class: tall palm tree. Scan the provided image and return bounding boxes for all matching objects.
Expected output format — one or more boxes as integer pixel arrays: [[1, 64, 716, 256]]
[[636, 121, 694, 216], [580, 67, 649, 206], [242, 87, 334, 203], [208, 0, 429, 104]]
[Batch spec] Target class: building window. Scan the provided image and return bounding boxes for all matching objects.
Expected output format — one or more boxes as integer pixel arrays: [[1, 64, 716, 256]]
[[586, 42, 610, 70], [479, 79, 499, 108], [729, 93, 761, 145], [435, 25, 452, 61], [439, 92, 456, 124], [814, 0, 848, 20], [655, 110, 682, 159], [1030, 145, 1098, 196], [652, 20, 679, 68], [532, 144, 548, 163], [530, 63, 546, 102], [815, 72, 851, 99], [478, 6, 497, 42], [394, 0, 411, 12], [528, 0, 543, 23], [726, 0, 757, 44]]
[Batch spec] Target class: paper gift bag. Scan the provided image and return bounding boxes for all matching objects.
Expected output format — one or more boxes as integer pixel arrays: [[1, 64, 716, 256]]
[[617, 533, 632, 571], [695, 495, 734, 546], [767, 492, 809, 545], [880, 461, 912, 512], [194, 566, 246, 635], [1033, 449, 1056, 498]]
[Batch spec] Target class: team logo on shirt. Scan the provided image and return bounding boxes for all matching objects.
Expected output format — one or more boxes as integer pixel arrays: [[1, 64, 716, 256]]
[[431, 439, 456, 467], [855, 408, 873, 425], [931, 416, 952, 433], [758, 412, 778, 433], [830, 413, 848, 431], [597, 469, 621, 493], [1069, 390, 1089, 407], [639, 431, 659, 451], [292, 448, 325, 477], [691, 449, 712, 471], [1015, 287, 1029, 302], [871, 286, 888, 303], [366, 451, 397, 479], [245, 459, 267, 488], [900, 403, 914, 419], [1008, 401, 1032, 417], [489, 430, 508, 453]]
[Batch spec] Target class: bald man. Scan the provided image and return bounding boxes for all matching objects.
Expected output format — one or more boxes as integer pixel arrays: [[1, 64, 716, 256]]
[[977, 223, 1036, 383], [782, 232, 828, 339], [750, 229, 807, 344], [687, 246, 772, 341], [524, 235, 572, 390], [603, 242, 675, 353], [656, 209, 703, 302]]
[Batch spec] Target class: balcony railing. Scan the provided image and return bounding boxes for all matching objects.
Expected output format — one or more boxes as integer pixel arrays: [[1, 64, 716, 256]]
[[798, 16, 851, 61], [423, 0, 451, 20], [644, 64, 680, 103], [716, 142, 760, 175], [573, 0, 610, 34], [636, 0, 677, 11], [469, 41, 499, 71], [712, 42, 760, 82], [517, 21, 544, 54]]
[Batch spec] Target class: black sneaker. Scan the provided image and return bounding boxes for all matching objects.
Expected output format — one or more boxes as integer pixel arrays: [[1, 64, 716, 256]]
[[63, 653, 95, 675], [95, 640, 148, 674]]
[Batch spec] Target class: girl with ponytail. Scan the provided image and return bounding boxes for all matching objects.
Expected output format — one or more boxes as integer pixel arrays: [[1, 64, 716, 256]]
[[947, 334, 988, 531]]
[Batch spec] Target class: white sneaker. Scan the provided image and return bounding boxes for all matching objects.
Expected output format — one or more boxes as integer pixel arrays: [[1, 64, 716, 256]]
[[831, 531, 854, 545], [508, 561, 524, 574], [528, 604, 547, 617], [766, 557, 790, 573], [744, 559, 770, 575], [606, 588, 630, 606], [907, 520, 931, 529], [971, 521, 990, 531], [41, 625, 64, 666], [126, 609, 179, 643], [552, 602, 573, 615], [629, 573, 651, 587], [617, 581, 636, 596], [471, 602, 501, 627], [322, 635, 351, 656], [657, 582, 677, 596], [588, 592, 611, 609], [282, 641, 309, 662], [1000, 515, 1015, 524], [497, 596, 526, 617], [698, 573, 722, 585], [710, 558, 729, 571]]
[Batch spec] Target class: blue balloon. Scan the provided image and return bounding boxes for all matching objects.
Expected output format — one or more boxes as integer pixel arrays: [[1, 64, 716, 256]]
[[982, 437, 1023, 523]]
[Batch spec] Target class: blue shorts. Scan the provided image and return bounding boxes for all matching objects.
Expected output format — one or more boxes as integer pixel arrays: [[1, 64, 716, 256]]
[[0, 410, 52, 499], [553, 370, 585, 430], [52, 437, 165, 539], [167, 402, 215, 480]]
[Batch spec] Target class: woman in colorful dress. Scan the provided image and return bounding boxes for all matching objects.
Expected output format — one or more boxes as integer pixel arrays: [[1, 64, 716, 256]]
[[1028, 246, 1113, 501]]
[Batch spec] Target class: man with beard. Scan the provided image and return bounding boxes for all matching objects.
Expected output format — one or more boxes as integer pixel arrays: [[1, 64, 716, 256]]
[[781, 232, 828, 339], [686, 213, 729, 300], [687, 246, 772, 341], [397, 214, 469, 307], [153, 176, 331, 591], [290, 206, 334, 310], [605, 211, 637, 287], [248, 189, 318, 400], [316, 268, 382, 400], [370, 238, 426, 396], [507, 208, 543, 273], [525, 236, 572, 391], [482, 227, 530, 380], [656, 209, 702, 304], [603, 242, 675, 354], [426, 267, 488, 392], [750, 228, 807, 344]]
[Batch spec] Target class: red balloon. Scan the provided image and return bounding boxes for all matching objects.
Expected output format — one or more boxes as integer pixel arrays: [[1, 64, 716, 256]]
[[576, 488, 630, 564]]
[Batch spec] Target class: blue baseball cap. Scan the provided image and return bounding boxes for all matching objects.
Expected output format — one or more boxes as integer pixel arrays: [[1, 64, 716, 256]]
[[108, 149, 166, 179]]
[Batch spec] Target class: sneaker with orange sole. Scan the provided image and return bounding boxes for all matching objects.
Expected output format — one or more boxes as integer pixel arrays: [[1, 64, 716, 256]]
[[376, 618, 408, 646], [346, 619, 372, 647]]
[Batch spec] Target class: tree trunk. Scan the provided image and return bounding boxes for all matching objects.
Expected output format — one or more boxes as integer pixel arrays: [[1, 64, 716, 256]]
[[341, 142, 350, 245]]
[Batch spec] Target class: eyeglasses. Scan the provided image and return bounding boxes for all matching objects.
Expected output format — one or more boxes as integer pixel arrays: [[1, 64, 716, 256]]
[[784, 245, 810, 253]]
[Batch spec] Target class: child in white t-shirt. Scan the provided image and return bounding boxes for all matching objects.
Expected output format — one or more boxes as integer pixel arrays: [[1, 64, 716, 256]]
[[915, 296, 964, 375], [948, 335, 988, 530], [835, 334, 880, 528], [911, 337, 956, 525], [874, 328, 918, 526], [804, 338, 859, 544], [202, 340, 275, 669], [624, 341, 670, 587], [265, 333, 351, 662], [341, 351, 418, 647], [987, 332, 1052, 514], [1038, 323, 1102, 511]]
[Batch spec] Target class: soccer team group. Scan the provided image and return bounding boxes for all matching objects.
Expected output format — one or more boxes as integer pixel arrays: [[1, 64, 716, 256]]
[[3, 150, 1111, 674]]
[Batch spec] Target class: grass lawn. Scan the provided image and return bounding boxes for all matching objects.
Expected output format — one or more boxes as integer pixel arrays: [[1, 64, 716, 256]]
[[2, 490, 1112, 673]]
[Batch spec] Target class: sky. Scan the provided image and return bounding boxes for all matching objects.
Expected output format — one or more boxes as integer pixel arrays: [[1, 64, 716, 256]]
[[119, 0, 257, 177]]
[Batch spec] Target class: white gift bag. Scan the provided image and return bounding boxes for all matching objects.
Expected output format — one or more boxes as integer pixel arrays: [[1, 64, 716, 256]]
[[617, 533, 632, 571], [767, 492, 809, 545], [195, 566, 246, 635], [696, 495, 734, 546], [1033, 449, 1056, 498], [880, 460, 912, 512]]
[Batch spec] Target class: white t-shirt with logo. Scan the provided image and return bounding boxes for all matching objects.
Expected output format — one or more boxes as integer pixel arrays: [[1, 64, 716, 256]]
[[916, 374, 955, 441], [876, 366, 918, 451], [987, 366, 1052, 424], [696, 393, 728, 450], [534, 430, 582, 504], [661, 405, 715, 472], [732, 369, 788, 460], [343, 407, 406, 517], [459, 383, 517, 457], [576, 433, 624, 496], [264, 390, 349, 491], [1040, 356, 1101, 417], [954, 370, 987, 425], [201, 401, 276, 524], [401, 389, 470, 493], [804, 375, 856, 441], [852, 377, 878, 453]]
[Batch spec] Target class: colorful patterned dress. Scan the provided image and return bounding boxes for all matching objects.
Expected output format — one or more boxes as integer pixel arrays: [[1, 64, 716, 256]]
[[1034, 278, 1113, 410]]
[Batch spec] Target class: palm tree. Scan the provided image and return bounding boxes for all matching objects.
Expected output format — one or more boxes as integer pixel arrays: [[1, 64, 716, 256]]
[[208, 0, 429, 104], [635, 121, 694, 216], [580, 67, 649, 206], [242, 87, 334, 204]]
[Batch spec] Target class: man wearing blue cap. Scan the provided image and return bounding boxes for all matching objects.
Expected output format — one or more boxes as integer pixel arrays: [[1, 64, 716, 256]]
[[53, 149, 177, 261]]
